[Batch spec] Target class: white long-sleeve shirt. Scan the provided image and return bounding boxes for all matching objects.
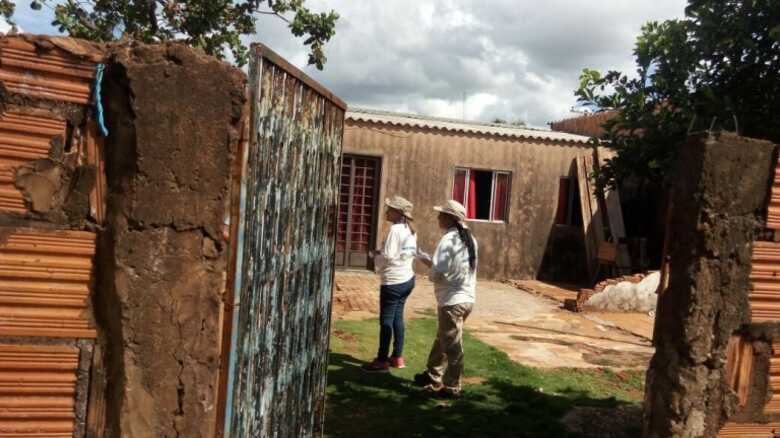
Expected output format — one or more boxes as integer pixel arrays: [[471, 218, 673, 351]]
[[374, 223, 417, 285], [429, 228, 477, 307]]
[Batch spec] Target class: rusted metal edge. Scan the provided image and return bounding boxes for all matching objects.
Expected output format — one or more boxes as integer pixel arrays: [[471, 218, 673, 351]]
[[214, 94, 250, 438], [250, 43, 347, 111]]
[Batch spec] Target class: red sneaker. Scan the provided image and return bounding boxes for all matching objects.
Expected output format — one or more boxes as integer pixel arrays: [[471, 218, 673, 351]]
[[389, 356, 406, 369], [361, 359, 390, 373]]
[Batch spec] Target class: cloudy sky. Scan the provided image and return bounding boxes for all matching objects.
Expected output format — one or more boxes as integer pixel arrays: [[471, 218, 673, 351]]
[[10, 1, 686, 127]]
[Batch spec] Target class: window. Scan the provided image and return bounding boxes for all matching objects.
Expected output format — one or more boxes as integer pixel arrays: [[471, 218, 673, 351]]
[[451, 168, 510, 221], [554, 176, 582, 226]]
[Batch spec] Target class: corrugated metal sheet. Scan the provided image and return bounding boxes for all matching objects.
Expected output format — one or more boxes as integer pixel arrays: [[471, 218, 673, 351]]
[[768, 160, 780, 230], [719, 422, 780, 437], [0, 228, 96, 338], [0, 111, 66, 214], [749, 241, 780, 322], [0, 38, 96, 105], [224, 43, 344, 437], [347, 107, 590, 144], [0, 343, 79, 437]]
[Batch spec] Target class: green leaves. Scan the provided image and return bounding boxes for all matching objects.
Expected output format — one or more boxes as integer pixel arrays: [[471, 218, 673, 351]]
[[14, 0, 339, 68], [574, 0, 780, 192], [771, 24, 780, 42], [0, 1, 15, 22]]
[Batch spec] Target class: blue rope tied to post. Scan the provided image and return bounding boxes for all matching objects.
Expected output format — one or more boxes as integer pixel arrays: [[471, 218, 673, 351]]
[[94, 63, 109, 137]]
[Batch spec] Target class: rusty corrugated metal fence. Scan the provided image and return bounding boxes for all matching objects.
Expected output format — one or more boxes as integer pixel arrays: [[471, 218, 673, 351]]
[[223, 44, 345, 437]]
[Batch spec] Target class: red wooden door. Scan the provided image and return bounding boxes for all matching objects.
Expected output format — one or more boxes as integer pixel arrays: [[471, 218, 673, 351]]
[[336, 155, 380, 268]]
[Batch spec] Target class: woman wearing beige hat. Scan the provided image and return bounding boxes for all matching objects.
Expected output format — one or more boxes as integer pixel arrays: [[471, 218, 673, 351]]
[[413, 200, 477, 398], [362, 196, 418, 372]]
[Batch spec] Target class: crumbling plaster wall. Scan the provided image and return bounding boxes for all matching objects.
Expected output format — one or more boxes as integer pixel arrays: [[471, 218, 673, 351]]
[[96, 42, 245, 437], [0, 37, 103, 229], [643, 132, 776, 437]]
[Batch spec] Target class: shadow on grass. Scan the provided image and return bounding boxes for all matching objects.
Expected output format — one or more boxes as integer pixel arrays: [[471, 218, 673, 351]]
[[325, 352, 640, 438]]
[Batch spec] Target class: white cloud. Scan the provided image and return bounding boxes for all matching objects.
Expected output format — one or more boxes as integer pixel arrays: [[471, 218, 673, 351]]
[[13, 0, 688, 125], [246, 0, 687, 126], [0, 13, 26, 34]]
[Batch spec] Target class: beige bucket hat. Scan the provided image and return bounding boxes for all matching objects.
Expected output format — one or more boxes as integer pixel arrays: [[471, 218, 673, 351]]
[[385, 195, 414, 220], [433, 200, 468, 227]]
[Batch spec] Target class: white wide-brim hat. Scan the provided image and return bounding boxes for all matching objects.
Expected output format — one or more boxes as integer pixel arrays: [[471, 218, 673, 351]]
[[385, 195, 414, 220], [433, 200, 468, 227]]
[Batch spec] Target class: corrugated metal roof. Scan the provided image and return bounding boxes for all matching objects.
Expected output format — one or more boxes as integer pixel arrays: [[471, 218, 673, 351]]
[[346, 108, 591, 144], [0, 343, 79, 437], [549, 111, 617, 138], [0, 111, 66, 214], [749, 241, 780, 322], [0, 37, 98, 104], [0, 228, 97, 338]]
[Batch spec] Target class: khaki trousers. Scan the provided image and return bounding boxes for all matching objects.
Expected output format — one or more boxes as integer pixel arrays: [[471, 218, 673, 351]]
[[425, 302, 473, 392]]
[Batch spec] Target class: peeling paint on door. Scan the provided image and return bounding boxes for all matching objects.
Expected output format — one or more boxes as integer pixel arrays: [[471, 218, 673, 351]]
[[224, 44, 345, 437]]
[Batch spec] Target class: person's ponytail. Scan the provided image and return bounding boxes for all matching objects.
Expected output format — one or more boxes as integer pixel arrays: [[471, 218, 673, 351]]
[[454, 222, 476, 271]]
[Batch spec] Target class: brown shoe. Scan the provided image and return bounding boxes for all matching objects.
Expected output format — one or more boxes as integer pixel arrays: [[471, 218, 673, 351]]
[[433, 387, 462, 399], [422, 382, 444, 393], [413, 372, 436, 387]]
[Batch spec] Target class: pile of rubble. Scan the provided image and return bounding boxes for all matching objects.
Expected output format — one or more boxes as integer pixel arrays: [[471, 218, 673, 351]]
[[565, 271, 660, 313]]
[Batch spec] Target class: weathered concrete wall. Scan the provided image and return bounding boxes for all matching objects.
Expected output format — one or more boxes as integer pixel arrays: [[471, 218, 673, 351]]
[[643, 132, 776, 437], [343, 120, 592, 280], [96, 43, 245, 437]]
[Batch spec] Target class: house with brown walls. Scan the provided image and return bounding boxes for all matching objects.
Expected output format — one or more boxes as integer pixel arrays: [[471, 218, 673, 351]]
[[339, 108, 594, 281]]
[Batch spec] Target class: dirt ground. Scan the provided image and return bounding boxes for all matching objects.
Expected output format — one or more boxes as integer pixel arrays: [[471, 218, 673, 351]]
[[333, 271, 655, 369]]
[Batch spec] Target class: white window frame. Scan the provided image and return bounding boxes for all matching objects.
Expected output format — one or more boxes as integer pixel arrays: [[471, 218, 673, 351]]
[[453, 167, 510, 223]]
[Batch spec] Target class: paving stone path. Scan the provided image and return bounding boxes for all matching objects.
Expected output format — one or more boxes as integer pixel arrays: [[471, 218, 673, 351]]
[[333, 271, 654, 369]]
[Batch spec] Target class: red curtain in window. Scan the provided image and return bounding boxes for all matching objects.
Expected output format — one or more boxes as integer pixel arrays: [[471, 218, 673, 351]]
[[555, 178, 570, 225], [492, 173, 509, 221], [452, 169, 467, 205], [467, 171, 477, 219]]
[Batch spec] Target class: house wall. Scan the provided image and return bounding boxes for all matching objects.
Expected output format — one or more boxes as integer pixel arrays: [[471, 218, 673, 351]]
[[343, 119, 592, 280]]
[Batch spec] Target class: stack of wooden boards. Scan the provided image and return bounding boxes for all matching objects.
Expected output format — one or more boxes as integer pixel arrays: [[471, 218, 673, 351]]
[[719, 154, 780, 436], [576, 147, 631, 282]]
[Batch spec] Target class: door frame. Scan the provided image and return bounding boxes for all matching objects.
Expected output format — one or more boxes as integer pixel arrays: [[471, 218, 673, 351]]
[[337, 153, 383, 270]]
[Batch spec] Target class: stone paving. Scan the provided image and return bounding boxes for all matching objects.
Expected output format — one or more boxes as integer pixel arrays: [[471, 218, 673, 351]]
[[332, 271, 655, 369]]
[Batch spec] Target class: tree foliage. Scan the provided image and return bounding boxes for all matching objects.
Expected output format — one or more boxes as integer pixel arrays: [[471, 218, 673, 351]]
[[3, 1, 338, 68], [576, 0, 780, 190]]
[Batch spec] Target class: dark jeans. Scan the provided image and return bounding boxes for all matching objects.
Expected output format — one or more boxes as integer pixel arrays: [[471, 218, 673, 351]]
[[377, 277, 415, 361]]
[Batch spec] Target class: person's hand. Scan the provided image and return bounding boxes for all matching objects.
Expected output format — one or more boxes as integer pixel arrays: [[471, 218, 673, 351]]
[[416, 249, 432, 267]]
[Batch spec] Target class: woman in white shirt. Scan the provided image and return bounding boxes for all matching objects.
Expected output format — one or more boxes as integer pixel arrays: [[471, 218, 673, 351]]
[[414, 200, 477, 397], [362, 196, 418, 372]]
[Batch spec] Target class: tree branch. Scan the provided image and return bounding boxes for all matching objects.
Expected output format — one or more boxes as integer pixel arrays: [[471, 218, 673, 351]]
[[256, 10, 289, 23]]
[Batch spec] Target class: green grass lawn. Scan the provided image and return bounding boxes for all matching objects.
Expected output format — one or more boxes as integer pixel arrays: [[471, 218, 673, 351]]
[[325, 318, 644, 438]]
